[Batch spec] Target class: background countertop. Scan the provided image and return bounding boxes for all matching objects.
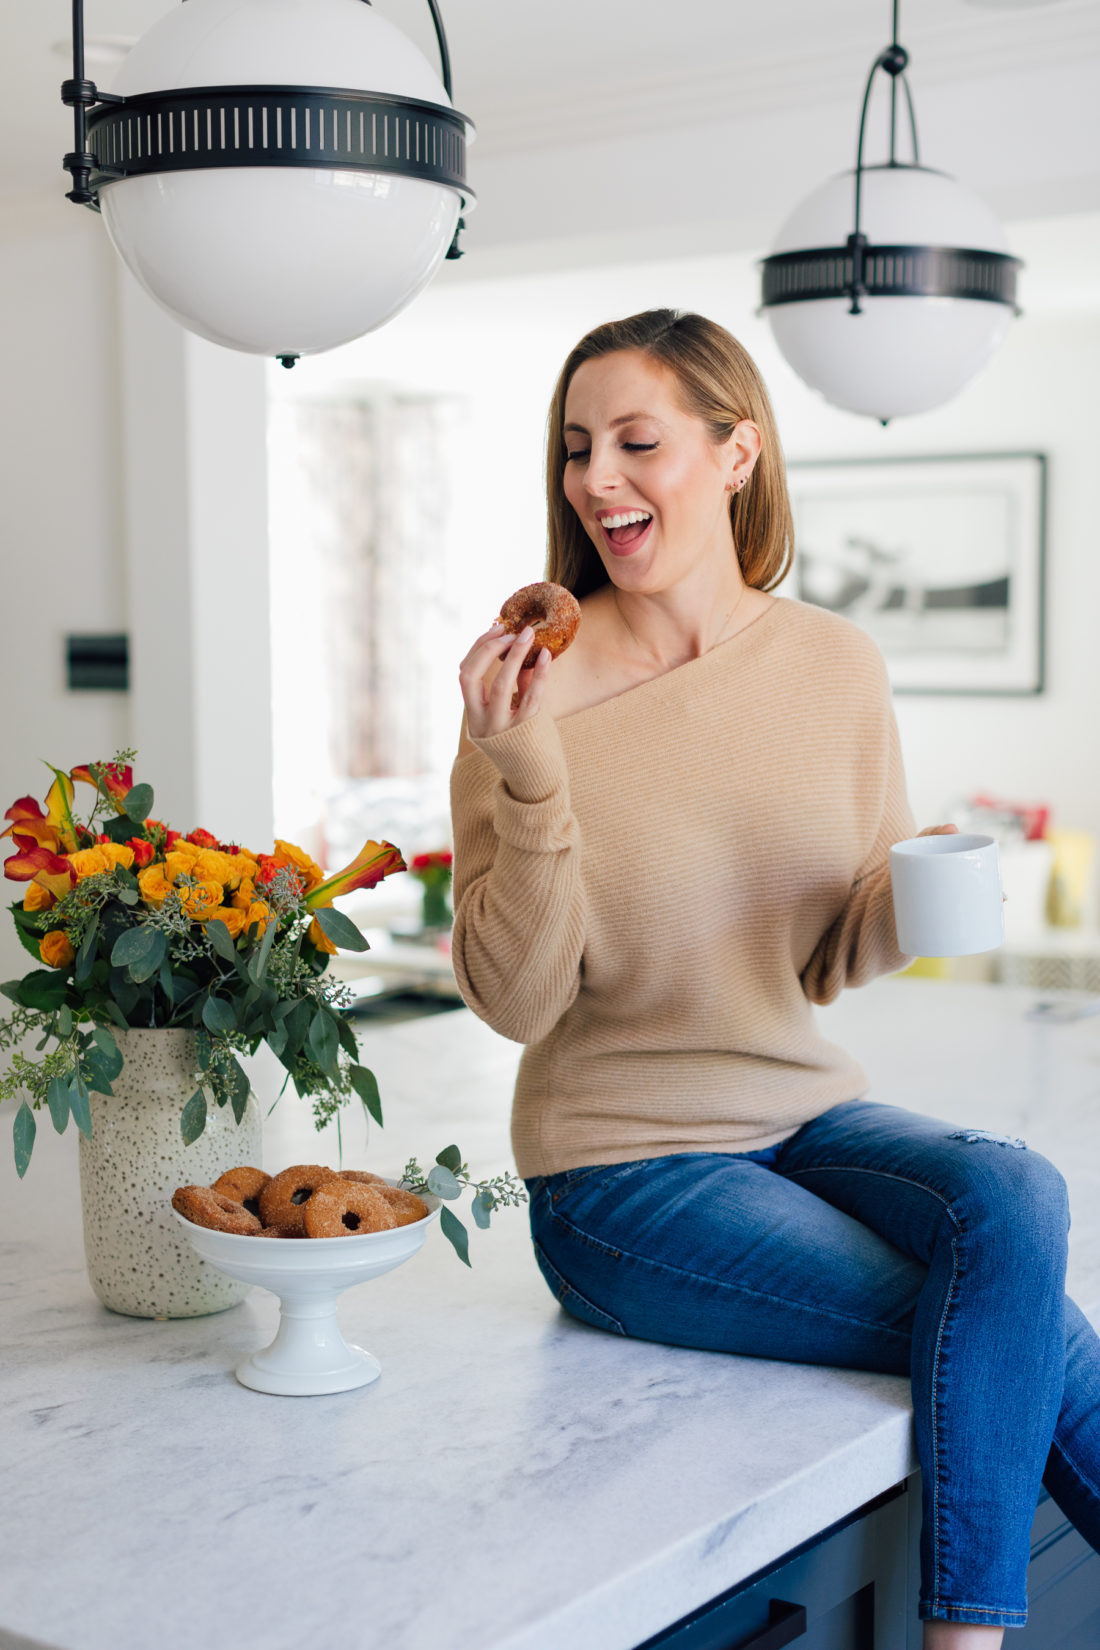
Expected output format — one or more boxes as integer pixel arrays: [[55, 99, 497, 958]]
[[2, 978, 1099, 1650]]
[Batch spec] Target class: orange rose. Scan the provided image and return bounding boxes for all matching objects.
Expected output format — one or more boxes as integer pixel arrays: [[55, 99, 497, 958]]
[[269, 840, 326, 895], [178, 879, 224, 921], [138, 865, 174, 908], [243, 899, 273, 937], [40, 930, 75, 969], [208, 905, 247, 939], [67, 846, 113, 881], [23, 882, 55, 913]]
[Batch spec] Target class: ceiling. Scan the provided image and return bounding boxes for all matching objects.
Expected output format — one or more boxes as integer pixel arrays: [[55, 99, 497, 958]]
[[7, 0, 1100, 255]]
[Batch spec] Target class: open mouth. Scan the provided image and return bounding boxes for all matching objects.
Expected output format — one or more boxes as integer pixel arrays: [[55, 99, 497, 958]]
[[599, 511, 653, 556]]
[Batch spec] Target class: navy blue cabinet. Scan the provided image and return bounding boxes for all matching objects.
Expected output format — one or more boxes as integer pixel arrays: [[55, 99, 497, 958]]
[[637, 1475, 1100, 1650]]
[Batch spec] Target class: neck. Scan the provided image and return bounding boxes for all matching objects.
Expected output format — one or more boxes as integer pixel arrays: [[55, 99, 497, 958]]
[[612, 567, 749, 670]]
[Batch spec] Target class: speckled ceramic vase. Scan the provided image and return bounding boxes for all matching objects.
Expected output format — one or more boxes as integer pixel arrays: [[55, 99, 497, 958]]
[[78, 1028, 262, 1319]]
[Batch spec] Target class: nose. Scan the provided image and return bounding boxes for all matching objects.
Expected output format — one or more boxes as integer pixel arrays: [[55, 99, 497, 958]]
[[581, 438, 623, 498]]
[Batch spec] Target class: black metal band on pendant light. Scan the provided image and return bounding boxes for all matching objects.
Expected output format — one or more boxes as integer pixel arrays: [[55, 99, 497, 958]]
[[760, 0, 1020, 317], [61, 0, 475, 254]]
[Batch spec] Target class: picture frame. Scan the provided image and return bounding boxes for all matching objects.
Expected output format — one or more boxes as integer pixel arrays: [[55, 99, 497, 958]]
[[784, 452, 1047, 695]]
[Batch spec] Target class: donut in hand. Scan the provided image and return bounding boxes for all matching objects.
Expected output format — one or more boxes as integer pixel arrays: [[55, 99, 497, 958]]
[[497, 582, 581, 670]]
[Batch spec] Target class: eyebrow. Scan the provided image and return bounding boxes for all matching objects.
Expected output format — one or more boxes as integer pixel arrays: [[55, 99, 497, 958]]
[[562, 412, 659, 435]]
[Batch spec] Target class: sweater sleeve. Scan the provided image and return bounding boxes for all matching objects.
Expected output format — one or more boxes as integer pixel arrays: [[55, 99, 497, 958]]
[[449, 711, 587, 1044], [800, 686, 917, 1007]]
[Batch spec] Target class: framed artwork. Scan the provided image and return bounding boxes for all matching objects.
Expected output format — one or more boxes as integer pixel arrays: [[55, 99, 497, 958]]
[[785, 452, 1047, 695]]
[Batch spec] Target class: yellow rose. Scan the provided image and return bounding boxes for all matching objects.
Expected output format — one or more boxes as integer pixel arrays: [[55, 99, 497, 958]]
[[138, 865, 174, 908], [230, 878, 255, 912], [101, 842, 135, 872], [40, 930, 75, 969], [224, 851, 258, 891], [208, 905, 247, 939], [67, 845, 113, 881], [272, 840, 326, 894], [178, 879, 224, 921], [244, 899, 273, 937], [23, 882, 55, 913], [164, 849, 198, 884], [193, 849, 238, 889]]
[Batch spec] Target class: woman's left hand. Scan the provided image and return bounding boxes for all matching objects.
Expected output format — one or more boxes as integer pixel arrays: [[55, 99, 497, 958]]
[[917, 823, 959, 838]]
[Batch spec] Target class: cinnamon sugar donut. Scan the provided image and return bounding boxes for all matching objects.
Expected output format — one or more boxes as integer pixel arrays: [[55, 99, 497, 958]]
[[378, 1186, 430, 1227], [339, 1170, 387, 1186], [258, 1164, 341, 1237], [172, 1184, 262, 1235], [498, 582, 581, 670], [212, 1165, 270, 1220], [303, 1181, 398, 1238]]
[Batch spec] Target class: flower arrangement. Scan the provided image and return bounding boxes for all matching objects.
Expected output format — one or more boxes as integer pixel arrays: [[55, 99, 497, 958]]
[[409, 849, 453, 929], [1, 756, 524, 1261]]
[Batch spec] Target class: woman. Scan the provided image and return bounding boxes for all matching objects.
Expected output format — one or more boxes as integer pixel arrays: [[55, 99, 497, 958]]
[[451, 308, 1100, 1646]]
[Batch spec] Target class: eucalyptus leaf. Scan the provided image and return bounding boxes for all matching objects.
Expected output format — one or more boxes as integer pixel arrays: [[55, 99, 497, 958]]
[[427, 1164, 462, 1199], [229, 1059, 251, 1125], [115, 865, 140, 891], [47, 1077, 71, 1134], [205, 918, 237, 962], [266, 1025, 288, 1060], [248, 916, 277, 983], [83, 1051, 116, 1098], [13, 1102, 36, 1178], [131, 930, 168, 985], [122, 783, 154, 824], [57, 1004, 73, 1038], [202, 995, 236, 1036], [110, 927, 157, 969], [158, 957, 175, 1002], [348, 1064, 383, 1127], [69, 1074, 92, 1140], [308, 1009, 339, 1074], [471, 1190, 494, 1230], [439, 1205, 471, 1267], [312, 905, 369, 953], [335, 1015, 359, 1060], [75, 913, 100, 984], [101, 998, 130, 1031], [435, 1143, 462, 1173], [117, 887, 140, 906], [91, 1027, 123, 1076], [180, 1087, 208, 1145]]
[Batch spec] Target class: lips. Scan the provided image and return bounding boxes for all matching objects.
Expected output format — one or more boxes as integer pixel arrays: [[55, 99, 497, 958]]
[[599, 516, 654, 557]]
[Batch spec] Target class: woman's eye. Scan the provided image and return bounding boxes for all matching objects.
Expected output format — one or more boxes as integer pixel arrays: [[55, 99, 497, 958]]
[[564, 441, 657, 463]]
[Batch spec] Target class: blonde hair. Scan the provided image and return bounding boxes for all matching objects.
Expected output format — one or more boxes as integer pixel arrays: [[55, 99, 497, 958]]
[[545, 309, 793, 599]]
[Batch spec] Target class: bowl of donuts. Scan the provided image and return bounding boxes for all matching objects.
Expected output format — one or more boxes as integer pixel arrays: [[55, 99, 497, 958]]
[[172, 1164, 439, 1396]]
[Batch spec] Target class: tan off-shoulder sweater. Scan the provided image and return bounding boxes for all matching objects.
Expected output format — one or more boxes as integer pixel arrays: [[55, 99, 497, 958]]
[[450, 598, 916, 1179]]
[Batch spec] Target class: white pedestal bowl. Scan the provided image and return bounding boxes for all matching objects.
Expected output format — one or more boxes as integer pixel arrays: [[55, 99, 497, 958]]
[[173, 1191, 440, 1396]]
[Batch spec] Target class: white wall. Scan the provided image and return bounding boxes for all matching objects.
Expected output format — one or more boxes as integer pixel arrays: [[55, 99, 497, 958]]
[[0, 210, 273, 984]]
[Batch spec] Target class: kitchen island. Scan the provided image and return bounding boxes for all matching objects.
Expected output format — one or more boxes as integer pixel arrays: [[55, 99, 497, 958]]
[[3, 977, 1100, 1650]]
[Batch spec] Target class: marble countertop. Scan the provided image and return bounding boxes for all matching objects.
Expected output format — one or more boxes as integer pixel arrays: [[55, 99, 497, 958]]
[[3, 978, 1100, 1650]]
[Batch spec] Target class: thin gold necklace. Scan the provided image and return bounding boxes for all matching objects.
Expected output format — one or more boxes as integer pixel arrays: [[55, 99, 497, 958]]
[[613, 582, 747, 666]]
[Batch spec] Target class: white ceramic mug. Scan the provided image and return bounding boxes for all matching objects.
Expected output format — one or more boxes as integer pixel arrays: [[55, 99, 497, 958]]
[[889, 833, 1005, 957]]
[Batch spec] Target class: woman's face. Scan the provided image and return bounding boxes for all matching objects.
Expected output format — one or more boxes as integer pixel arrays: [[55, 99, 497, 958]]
[[561, 349, 747, 595]]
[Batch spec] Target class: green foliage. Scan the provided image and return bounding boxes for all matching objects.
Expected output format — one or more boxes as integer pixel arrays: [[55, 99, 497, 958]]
[[398, 1146, 528, 1266]]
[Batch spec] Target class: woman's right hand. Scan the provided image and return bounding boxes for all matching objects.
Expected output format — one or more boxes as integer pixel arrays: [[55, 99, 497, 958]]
[[459, 624, 552, 741]]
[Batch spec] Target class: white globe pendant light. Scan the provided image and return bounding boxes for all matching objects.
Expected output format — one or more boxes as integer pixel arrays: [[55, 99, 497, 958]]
[[61, 0, 476, 365], [760, 3, 1020, 423]]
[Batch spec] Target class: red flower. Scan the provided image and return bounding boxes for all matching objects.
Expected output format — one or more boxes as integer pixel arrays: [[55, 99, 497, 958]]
[[186, 828, 219, 849], [411, 850, 453, 874], [129, 838, 155, 869]]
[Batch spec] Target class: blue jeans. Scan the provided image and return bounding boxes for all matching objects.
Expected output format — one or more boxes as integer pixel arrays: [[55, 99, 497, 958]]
[[525, 1098, 1100, 1628]]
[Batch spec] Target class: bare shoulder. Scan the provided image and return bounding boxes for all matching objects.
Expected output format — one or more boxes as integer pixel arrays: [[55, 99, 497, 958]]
[[539, 588, 625, 720]]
